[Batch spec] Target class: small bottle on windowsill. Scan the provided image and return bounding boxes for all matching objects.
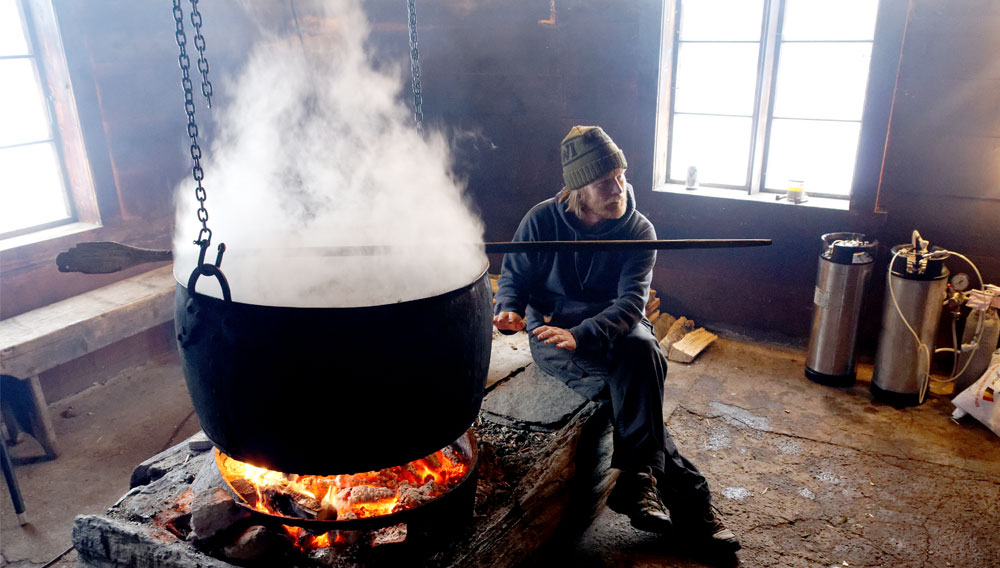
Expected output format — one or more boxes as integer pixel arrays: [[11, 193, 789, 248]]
[[685, 166, 698, 190]]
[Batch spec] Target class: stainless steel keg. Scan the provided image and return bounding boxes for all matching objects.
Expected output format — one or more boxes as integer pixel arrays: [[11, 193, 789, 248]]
[[805, 232, 877, 387], [872, 243, 950, 406]]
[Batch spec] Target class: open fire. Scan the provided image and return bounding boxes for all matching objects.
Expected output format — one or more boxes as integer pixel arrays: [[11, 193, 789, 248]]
[[214, 439, 472, 551], [217, 446, 468, 521], [71, 405, 591, 568]]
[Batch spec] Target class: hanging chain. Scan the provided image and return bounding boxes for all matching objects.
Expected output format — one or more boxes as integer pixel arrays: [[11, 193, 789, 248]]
[[172, 0, 214, 255], [405, 0, 424, 131], [188, 0, 213, 107], [173, 0, 230, 300]]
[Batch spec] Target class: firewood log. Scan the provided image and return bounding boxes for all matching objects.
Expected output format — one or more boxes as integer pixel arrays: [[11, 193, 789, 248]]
[[653, 312, 676, 341], [667, 328, 718, 363], [659, 316, 694, 355], [645, 296, 661, 317], [348, 485, 395, 505], [229, 478, 258, 506], [289, 494, 322, 519]]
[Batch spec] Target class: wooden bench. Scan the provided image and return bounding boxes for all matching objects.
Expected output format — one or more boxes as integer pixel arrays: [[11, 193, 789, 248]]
[[0, 265, 176, 458]]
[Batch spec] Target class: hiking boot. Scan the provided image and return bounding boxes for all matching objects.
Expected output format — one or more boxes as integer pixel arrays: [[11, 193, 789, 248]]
[[606, 471, 673, 534], [676, 504, 741, 552]]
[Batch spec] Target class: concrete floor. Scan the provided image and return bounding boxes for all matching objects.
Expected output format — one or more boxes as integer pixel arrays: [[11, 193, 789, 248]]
[[555, 338, 1000, 567], [2, 337, 999, 567], [0, 351, 201, 568]]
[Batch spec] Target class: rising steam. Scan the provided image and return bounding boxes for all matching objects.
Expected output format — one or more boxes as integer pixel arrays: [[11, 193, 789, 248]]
[[172, 0, 486, 307]]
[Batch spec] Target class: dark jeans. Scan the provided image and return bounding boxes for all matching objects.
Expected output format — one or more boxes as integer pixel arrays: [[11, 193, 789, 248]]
[[528, 321, 712, 512]]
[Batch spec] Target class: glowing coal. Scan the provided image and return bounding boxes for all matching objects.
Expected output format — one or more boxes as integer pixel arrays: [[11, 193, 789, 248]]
[[216, 443, 470, 526]]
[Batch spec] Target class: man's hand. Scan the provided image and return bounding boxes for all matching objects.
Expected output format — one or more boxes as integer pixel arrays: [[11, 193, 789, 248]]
[[494, 311, 526, 332], [533, 325, 577, 351]]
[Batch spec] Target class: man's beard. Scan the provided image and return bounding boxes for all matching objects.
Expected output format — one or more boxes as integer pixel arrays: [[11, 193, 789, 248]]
[[583, 192, 627, 220]]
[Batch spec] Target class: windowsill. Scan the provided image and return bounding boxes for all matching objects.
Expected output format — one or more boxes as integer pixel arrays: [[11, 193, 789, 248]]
[[653, 183, 851, 211], [0, 221, 102, 252]]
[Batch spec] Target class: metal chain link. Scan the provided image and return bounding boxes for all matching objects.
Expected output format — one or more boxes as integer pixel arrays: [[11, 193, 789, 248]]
[[173, 0, 229, 299], [172, 0, 212, 249], [406, 0, 424, 131], [188, 0, 213, 107]]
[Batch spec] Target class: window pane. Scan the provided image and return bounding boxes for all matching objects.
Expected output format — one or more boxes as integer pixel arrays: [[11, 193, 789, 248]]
[[680, 0, 765, 41], [0, 0, 30, 56], [0, 142, 72, 234], [772, 42, 872, 121], [670, 114, 752, 186], [674, 43, 760, 116], [0, 58, 51, 146], [783, 0, 879, 41], [764, 118, 861, 196]]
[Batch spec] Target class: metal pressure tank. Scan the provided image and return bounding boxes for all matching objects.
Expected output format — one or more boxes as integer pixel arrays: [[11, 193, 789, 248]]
[[806, 232, 877, 387], [954, 287, 1000, 393], [872, 240, 950, 407]]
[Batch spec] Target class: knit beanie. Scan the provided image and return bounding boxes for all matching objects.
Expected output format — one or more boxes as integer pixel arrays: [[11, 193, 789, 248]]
[[560, 126, 628, 190]]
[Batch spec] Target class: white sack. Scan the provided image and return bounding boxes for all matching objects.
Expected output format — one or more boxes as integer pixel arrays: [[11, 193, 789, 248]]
[[952, 349, 1000, 438]]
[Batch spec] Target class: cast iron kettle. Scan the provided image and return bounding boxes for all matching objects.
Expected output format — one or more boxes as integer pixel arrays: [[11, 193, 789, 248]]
[[174, 245, 493, 476]]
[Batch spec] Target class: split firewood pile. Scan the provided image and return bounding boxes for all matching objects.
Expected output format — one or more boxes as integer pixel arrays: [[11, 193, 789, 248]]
[[646, 288, 717, 363]]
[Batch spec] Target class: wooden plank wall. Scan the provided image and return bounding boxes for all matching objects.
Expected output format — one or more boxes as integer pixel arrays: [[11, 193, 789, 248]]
[[2, 0, 997, 355], [399, 0, 1000, 346]]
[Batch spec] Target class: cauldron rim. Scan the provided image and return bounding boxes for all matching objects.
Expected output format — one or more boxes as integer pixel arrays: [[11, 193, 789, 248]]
[[174, 261, 490, 310]]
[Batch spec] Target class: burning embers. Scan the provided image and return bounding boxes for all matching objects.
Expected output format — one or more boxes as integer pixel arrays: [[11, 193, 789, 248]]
[[133, 434, 480, 565], [216, 444, 470, 525], [203, 432, 476, 563]]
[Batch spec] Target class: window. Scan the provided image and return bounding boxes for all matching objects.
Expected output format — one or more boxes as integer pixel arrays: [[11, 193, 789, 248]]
[[658, 0, 880, 200], [0, 0, 94, 240]]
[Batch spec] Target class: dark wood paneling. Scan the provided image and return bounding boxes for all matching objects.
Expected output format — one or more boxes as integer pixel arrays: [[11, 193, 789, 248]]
[[903, 2, 1000, 82], [559, 0, 643, 24], [876, 195, 1000, 263], [890, 78, 1000, 147], [899, 27, 1000, 82], [420, 22, 560, 78], [484, 0, 998, 343], [882, 133, 1000, 200], [4, 0, 998, 353], [652, 264, 814, 339], [553, 21, 640, 77]]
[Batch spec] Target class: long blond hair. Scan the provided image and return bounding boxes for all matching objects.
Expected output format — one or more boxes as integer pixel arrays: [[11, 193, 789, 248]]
[[558, 187, 585, 217]]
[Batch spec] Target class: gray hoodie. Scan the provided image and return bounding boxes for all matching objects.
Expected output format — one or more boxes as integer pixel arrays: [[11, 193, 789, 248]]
[[494, 184, 656, 354]]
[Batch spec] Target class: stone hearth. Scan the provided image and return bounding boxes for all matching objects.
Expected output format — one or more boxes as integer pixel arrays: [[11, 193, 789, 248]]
[[71, 333, 615, 567]]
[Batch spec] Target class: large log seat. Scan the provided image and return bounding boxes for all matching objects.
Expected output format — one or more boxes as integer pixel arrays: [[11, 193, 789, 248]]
[[0, 265, 176, 458]]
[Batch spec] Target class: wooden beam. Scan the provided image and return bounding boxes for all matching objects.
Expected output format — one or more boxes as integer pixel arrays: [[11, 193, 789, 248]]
[[0, 266, 176, 379]]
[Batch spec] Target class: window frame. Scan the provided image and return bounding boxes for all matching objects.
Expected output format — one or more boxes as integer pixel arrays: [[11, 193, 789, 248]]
[[652, 0, 909, 212], [1, 0, 100, 242]]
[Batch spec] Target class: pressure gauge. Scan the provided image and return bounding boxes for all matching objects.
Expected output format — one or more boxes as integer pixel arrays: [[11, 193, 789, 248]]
[[951, 273, 970, 292]]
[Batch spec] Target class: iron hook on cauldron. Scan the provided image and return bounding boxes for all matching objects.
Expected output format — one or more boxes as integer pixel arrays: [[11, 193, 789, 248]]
[[178, 241, 230, 350], [187, 241, 231, 303]]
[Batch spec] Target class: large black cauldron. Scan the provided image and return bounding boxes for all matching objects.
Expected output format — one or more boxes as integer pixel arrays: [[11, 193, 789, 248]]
[[174, 268, 492, 476]]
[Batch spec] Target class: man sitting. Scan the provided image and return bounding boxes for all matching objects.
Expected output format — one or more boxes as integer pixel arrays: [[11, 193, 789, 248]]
[[493, 125, 739, 552]]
